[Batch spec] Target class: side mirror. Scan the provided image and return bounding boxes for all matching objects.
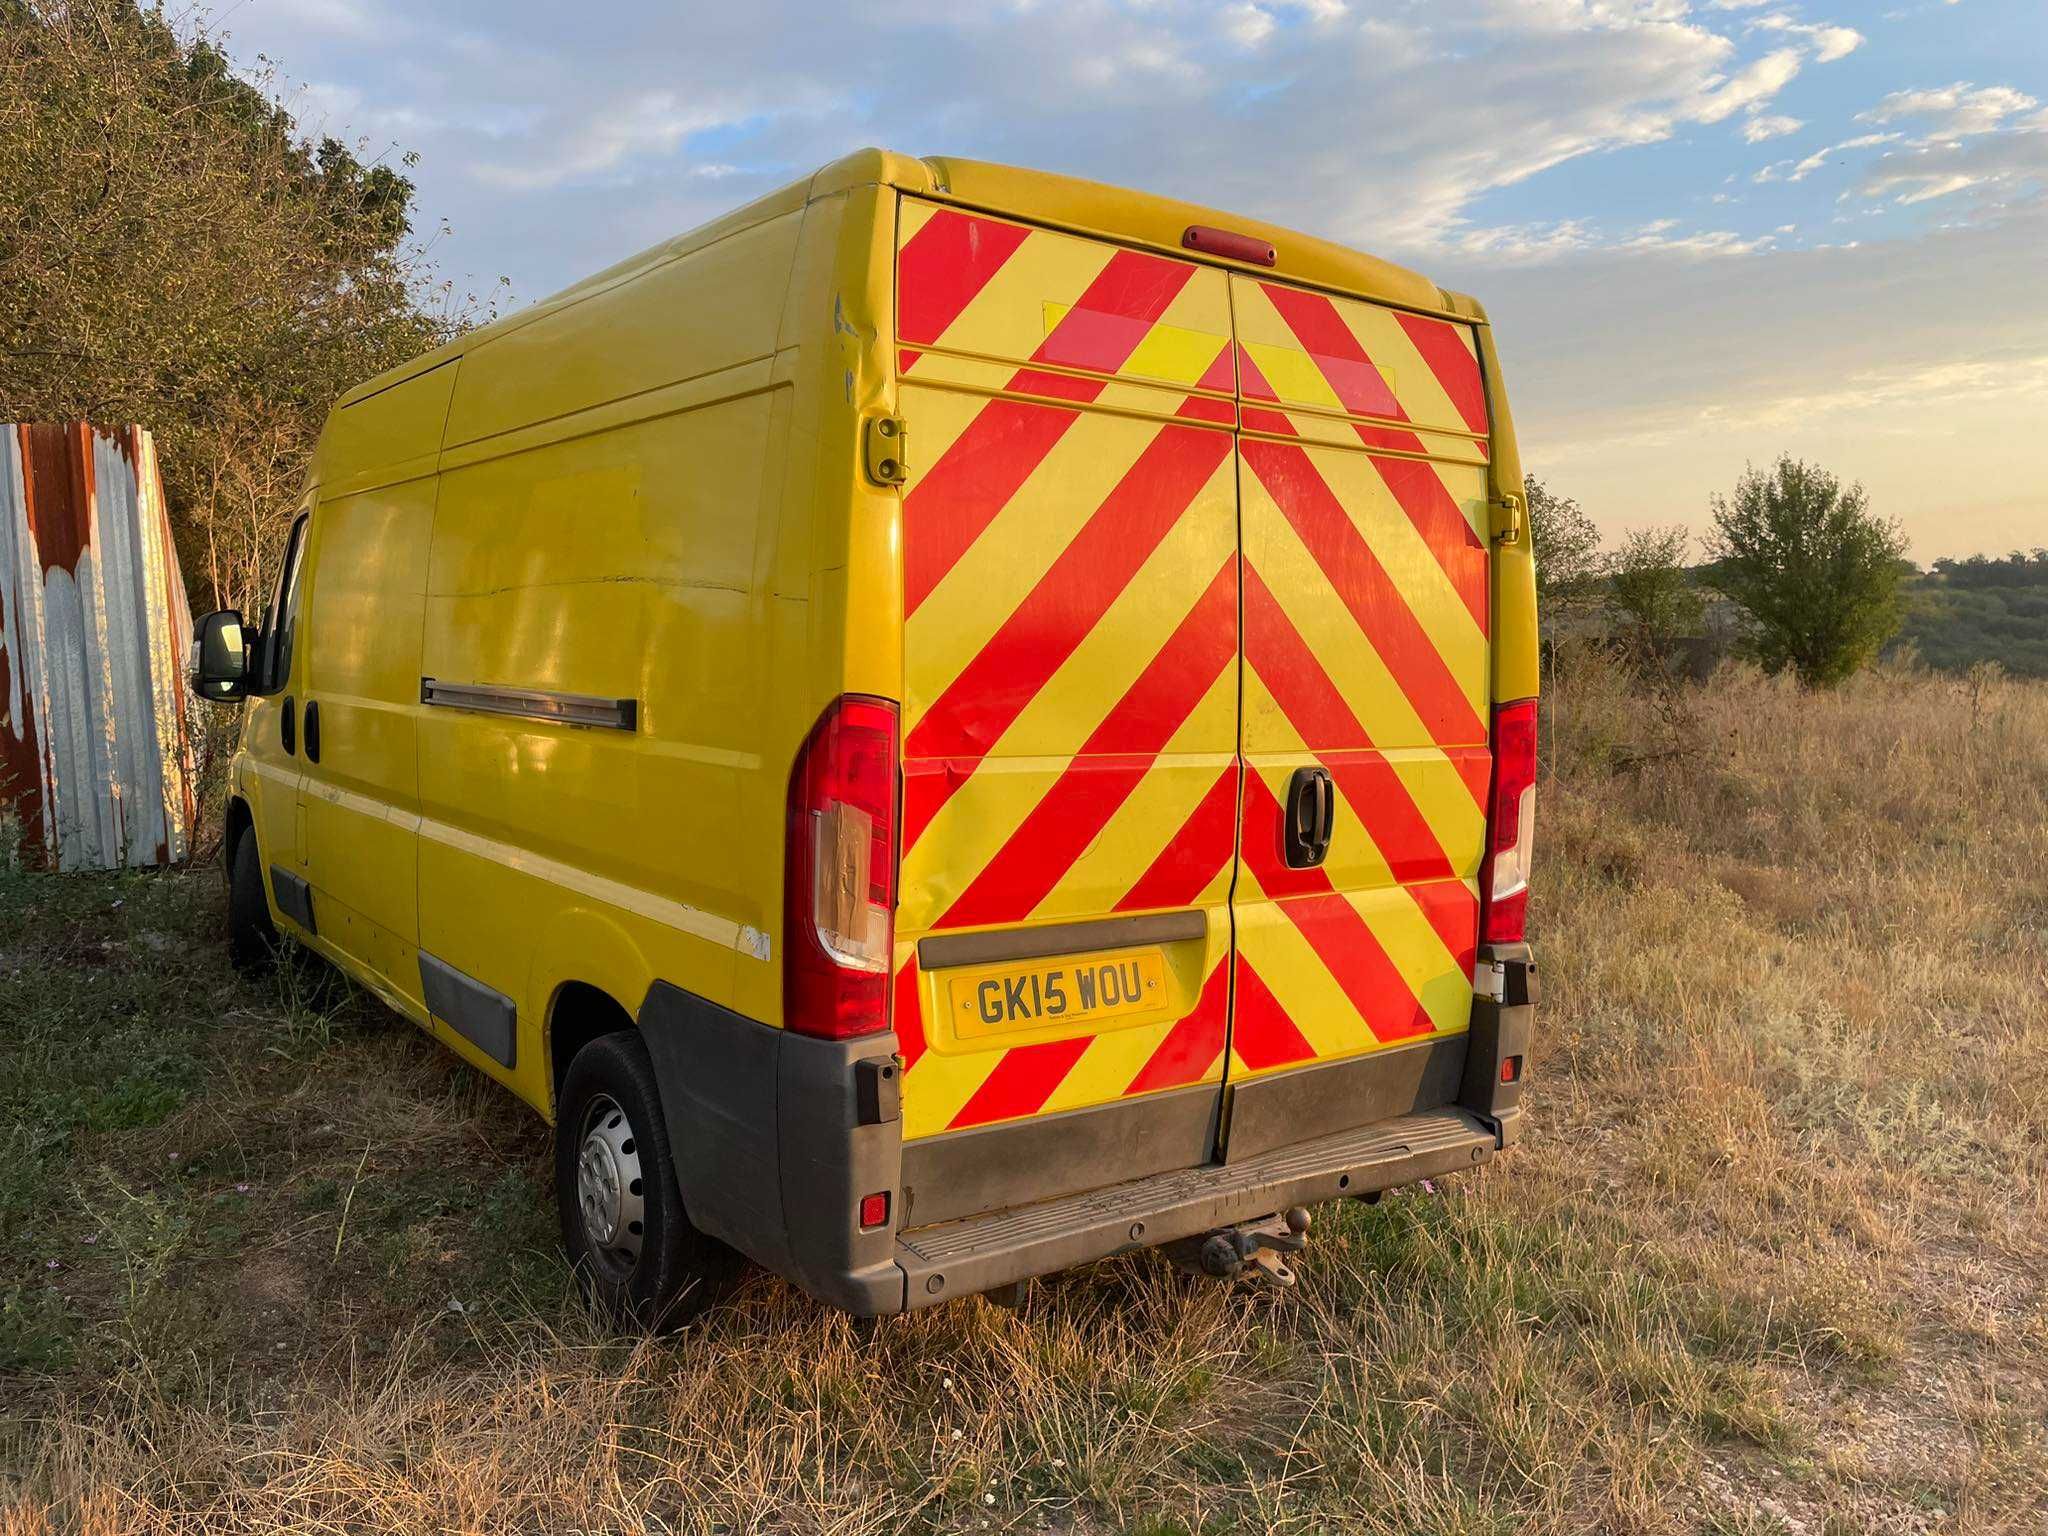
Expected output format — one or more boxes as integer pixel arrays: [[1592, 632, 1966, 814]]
[[192, 610, 252, 701]]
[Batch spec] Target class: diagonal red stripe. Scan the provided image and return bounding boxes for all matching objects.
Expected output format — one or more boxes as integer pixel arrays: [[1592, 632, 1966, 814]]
[[897, 210, 1031, 371], [1393, 312, 1490, 435], [1369, 454, 1489, 634], [1229, 958, 1318, 1071], [907, 424, 1232, 764], [1123, 962, 1229, 1096], [894, 959, 927, 1073], [903, 398, 1091, 619], [1242, 570, 1456, 882], [1115, 762, 1240, 913], [1407, 878, 1479, 979], [1261, 283, 1406, 420], [1321, 756, 1457, 883], [902, 253, 1208, 621], [1195, 339, 1236, 394], [933, 559, 1239, 928], [1034, 250, 1195, 374], [1285, 891, 1438, 1045], [1243, 440, 1485, 746], [1237, 343, 1280, 403], [1451, 744, 1492, 811], [1352, 423, 1429, 455], [900, 758, 958, 856], [1009, 368, 1116, 403], [947, 1034, 1094, 1129]]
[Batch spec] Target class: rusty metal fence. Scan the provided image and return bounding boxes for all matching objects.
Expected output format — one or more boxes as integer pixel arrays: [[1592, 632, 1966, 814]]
[[1, 423, 196, 870]]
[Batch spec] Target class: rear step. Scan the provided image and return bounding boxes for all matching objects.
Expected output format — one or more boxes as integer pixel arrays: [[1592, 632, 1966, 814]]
[[895, 1106, 1495, 1308]]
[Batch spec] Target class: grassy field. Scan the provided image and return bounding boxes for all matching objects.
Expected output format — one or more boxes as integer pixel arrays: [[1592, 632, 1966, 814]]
[[3, 662, 2044, 1534]]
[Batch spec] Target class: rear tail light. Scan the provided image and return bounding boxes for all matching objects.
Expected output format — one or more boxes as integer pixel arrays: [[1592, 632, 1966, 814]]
[[1480, 697, 1538, 945], [785, 695, 899, 1039]]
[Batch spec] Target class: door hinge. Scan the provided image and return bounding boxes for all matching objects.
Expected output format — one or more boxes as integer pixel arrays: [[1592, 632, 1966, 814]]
[[864, 414, 909, 486], [1490, 490, 1525, 545]]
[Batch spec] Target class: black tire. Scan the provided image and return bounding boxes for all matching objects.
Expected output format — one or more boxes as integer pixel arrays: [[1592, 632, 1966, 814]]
[[226, 825, 278, 975], [555, 1030, 737, 1330]]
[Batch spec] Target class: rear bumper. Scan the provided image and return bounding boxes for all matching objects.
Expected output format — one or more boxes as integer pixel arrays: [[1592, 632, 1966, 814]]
[[639, 946, 1535, 1317], [894, 1104, 1497, 1309]]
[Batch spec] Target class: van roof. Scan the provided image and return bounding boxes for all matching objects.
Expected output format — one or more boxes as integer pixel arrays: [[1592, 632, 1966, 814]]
[[338, 147, 1483, 410]]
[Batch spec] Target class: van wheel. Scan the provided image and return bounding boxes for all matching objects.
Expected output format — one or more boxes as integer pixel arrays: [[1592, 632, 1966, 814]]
[[226, 827, 278, 974], [555, 1031, 736, 1330]]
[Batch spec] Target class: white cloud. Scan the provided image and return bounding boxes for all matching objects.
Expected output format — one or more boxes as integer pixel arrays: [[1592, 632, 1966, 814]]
[[1754, 131, 1900, 183], [1743, 112, 1803, 142], [1447, 212, 1776, 264], [218, 0, 1837, 276], [1221, 3, 1277, 46], [471, 93, 739, 191], [1692, 47, 1804, 124], [1821, 82, 2048, 211], [1749, 14, 1863, 62], [1863, 83, 2039, 138]]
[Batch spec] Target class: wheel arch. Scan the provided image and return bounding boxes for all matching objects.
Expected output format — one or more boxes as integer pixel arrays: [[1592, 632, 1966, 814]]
[[223, 794, 256, 864], [546, 981, 638, 1119]]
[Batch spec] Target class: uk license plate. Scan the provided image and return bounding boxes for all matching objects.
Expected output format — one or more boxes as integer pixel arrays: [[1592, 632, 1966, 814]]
[[947, 948, 1169, 1039]]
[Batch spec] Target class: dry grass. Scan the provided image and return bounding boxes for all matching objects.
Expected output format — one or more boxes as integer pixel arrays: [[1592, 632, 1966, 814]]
[[3, 661, 2045, 1534]]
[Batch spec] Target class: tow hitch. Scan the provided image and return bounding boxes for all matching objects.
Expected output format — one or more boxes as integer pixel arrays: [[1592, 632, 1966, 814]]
[[1166, 1207, 1312, 1288]]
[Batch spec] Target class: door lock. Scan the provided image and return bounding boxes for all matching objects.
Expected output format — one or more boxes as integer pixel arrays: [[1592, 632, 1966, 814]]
[[1284, 765, 1334, 868]]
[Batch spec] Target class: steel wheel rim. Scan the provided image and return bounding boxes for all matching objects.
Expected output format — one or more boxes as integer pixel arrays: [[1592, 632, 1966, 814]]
[[575, 1093, 646, 1273]]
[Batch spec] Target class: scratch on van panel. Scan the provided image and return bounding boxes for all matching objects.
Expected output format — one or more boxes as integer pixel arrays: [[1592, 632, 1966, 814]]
[[448, 575, 748, 599], [844, 369, 855, 404], [833, 294, 859, 339]]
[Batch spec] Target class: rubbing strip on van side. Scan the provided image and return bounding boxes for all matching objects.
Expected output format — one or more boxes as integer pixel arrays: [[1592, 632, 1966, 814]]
[[420, 678, 638, 732], [419, 953, 518, 1068], [269, 867, 315, 935]]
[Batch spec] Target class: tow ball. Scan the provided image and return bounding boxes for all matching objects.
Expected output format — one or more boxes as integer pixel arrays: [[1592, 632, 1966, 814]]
[[1166, 1207, 1313, 1288]]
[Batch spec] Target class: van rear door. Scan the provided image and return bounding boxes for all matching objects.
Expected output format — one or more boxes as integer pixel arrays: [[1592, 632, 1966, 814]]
[[1222, 275, 1493, 1157], [890, 200, 1240, 1222]]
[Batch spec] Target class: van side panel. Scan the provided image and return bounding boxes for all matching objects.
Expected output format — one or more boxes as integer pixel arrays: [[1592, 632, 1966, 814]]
[[297, 360, 458, 1014], [415, 209, 802, 1111], [890, 201, 1240, 1159], [1227, 275, 1490, 1099]]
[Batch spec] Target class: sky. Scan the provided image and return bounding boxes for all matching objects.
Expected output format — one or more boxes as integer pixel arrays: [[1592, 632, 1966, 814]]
[[207, 0, 2047, 563]]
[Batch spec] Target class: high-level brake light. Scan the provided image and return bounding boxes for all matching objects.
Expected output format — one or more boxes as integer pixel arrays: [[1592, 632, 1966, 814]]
[[785, 695, 899, 1039]]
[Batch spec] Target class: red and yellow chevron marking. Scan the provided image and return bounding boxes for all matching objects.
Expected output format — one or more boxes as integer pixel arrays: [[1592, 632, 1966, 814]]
[[1232, 275, 1490, 451], [897, 200, 1235, 398], [890, 204, 1495, 1140], [1234, 272, 1490, 1082], [894, 202, 1243, 1140]]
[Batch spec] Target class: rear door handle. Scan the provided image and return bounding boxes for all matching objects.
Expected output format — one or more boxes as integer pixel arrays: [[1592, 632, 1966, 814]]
[[1283, 765, 1334, 868], [304, 700, 321, 764]]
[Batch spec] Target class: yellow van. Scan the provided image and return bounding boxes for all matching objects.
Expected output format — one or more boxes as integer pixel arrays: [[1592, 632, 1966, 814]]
[[191, 149, 1539, 1324]]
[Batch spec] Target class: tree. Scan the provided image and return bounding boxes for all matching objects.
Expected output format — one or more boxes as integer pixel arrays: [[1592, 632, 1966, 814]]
[[1525, 474, 1605, 637], [1607, 525, 1704, 654], [1706, 456, 1909, 686], [0, 0, 491, 610]]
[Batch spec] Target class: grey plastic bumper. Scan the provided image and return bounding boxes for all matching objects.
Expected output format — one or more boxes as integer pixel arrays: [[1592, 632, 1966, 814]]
[[891, 1105, 1497, 1309], [639, 957, 1535, 1317]]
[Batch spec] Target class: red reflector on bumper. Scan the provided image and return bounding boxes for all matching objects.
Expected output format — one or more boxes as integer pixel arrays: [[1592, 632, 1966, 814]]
[[1501, 1056, 1522, 1084], [858, 1191, 890, 1230]]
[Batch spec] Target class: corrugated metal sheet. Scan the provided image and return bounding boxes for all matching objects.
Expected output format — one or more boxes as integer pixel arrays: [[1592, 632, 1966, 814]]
[[0, 423, 196, 870]]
